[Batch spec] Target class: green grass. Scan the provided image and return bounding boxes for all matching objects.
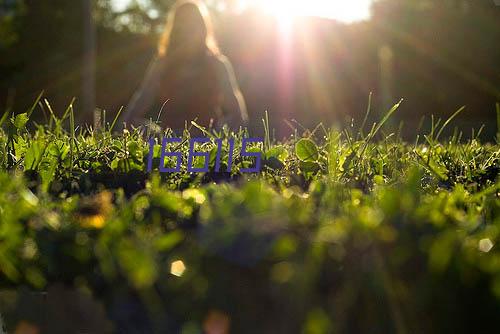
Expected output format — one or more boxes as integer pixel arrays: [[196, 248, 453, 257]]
[[0, 100, 499, 333]]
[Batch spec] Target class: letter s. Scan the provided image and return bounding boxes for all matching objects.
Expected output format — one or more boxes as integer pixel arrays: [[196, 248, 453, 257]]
[[240, 138, 263, 173]]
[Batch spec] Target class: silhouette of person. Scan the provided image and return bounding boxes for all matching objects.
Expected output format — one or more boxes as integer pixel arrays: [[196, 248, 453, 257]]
[[122, 0, 248, 131]]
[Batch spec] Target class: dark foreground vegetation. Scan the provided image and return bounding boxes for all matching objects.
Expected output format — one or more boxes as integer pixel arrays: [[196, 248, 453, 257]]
[[0, 100, 499, 333]]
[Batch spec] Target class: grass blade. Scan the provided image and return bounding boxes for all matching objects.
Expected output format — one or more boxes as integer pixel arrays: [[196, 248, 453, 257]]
[[435, 106, 466, 142], [110, 106, 125, 133], [359, 92, 373, 139], [0, 108, 10, 127], [27, 91, 44, 118]]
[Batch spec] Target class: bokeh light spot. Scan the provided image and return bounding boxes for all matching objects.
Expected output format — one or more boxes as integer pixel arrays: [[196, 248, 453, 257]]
[[170, 260, 186, 277], [479, 238, 494, 253]]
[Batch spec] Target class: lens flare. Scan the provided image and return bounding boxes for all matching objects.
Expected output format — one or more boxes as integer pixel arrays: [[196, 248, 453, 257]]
[[247, 0, 371, 23]]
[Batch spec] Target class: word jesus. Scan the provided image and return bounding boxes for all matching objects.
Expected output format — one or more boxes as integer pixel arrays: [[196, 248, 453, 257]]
[[146, 138, 263, 173]]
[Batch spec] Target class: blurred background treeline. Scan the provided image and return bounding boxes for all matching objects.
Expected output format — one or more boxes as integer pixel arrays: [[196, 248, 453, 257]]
[[0, 0, 499, 139]]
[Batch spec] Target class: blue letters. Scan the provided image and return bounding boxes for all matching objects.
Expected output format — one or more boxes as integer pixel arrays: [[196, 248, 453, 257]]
[[146, 137, 263, 173]]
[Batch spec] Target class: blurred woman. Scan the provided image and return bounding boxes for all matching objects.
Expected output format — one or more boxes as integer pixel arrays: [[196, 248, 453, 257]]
[[122, 0, 248, 130]]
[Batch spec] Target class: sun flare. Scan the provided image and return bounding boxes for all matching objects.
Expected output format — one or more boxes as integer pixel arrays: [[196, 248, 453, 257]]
[[247, 0, 372, 24], [113, 0, 372, 24]]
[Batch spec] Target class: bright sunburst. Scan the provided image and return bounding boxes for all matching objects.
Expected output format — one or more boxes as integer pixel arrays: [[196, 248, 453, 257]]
[[244, 0, 372, 23]]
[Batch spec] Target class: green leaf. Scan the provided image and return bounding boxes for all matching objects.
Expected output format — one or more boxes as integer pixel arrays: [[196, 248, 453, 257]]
[[13, 113, 29, 129], [24, 141, 45, 170], [266, 145, 288, 162], [48, 141, 70, 160], [265, 156, 284, 170], [127, 141, 140, 156], [154, 231, 184, 251], [110, 158, 121, 171], [299, 160, 320, 173], [39, 158, 57, 191], [295, 139, 319, 162]]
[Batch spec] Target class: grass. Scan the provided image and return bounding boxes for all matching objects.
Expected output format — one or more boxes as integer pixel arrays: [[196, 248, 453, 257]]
[[0, 99, 499, 333]]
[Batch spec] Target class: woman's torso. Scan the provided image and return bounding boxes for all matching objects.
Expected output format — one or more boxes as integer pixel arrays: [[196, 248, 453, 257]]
[[156, 53, 223, 130]]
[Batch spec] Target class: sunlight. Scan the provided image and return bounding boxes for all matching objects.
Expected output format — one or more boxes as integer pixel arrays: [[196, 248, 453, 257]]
[[246, 0, 372, 23], [112, 0, 130, 12], [113, 0, 372, 23]]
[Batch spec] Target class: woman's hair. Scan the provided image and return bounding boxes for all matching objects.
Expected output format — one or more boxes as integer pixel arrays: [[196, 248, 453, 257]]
[[157, 0, 220, 57]]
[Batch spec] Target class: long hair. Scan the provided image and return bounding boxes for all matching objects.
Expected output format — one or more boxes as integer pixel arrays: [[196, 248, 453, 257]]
[[157, 0, 220, 57]]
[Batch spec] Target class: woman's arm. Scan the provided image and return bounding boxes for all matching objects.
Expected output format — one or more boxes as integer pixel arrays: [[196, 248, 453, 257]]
[[121, 56, 163, 125], [216, 55, 249, 127]]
